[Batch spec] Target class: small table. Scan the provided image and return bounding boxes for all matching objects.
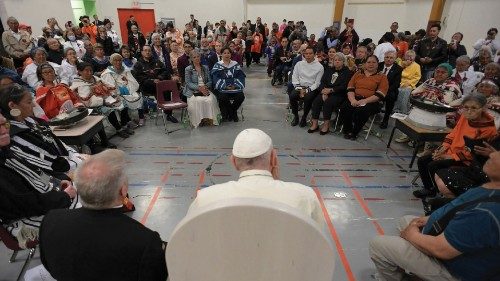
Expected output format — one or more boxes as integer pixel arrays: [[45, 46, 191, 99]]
[[51, 115, 105, 148], [386, 119, 450, 169]]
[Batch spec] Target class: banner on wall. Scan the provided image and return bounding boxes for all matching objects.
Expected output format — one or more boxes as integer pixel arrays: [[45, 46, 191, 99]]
[[161, 18, 175, 27], [131, 1, 141, 8]]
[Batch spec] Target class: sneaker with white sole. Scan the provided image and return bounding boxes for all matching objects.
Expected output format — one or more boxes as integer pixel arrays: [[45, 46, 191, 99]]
[[138, 119, 145, 126], [395, 134, 410, 143]]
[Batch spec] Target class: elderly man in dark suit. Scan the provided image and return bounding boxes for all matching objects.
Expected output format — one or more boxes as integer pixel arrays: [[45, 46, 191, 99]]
[[378, 50, 402, 129], [40, 150, 168, 281]]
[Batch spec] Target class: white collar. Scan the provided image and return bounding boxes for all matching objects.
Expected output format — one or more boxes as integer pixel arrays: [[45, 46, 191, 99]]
[[239, 169, 273, 180]]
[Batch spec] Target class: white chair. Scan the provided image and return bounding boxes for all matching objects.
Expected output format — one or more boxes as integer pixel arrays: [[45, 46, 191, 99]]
[[166, 198, 335, 281]]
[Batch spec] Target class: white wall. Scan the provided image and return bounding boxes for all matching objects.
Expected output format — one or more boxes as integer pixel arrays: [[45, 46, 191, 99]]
[[441, 0, 500, 55], [1, 0, 74, 36], [247, 0, 334, 39], [343, 0, 433, 43], [95, 0, 246, 31], [1, 0, 498, 55]]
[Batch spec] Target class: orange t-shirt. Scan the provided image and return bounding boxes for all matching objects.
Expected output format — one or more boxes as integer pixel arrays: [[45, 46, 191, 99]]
[[442, 112, 497, 163], [347, 71, 389, 99]]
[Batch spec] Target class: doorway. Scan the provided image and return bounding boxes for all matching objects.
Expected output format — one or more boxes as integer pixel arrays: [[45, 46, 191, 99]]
[[117, 9, 156, 45]]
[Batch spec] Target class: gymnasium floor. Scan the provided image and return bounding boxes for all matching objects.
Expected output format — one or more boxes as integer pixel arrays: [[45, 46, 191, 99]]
[[0, 65, 424, 281]]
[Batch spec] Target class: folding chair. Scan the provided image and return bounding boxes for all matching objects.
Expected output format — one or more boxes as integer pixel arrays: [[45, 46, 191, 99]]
[[364, 114, 377, 140], [154, 80, 188, 134], [167, 198, 335, 281], [0, 225, 38, 281]]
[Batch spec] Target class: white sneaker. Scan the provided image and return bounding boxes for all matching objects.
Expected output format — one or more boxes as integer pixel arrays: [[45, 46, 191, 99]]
[[395, 134, 410, 143]]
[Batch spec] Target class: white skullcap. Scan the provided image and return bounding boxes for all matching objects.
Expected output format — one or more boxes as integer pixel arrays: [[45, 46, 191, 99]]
[[232, 128, 273, 158]]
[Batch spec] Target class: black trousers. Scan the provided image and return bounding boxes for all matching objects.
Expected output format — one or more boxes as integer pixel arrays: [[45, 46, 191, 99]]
[[339, 99, 381, 136], [245, 52, 252, 67], [417, 154, 462, 191], [275, 64, 291, 83], [141, 79, 172, 115], [251, 52, 261, 64], [216, 91, 245, 119], [108, 108, 131, 130], [382, 95, 397, 124], [311, 94, 345, 120], [288, 89, 319, 120]]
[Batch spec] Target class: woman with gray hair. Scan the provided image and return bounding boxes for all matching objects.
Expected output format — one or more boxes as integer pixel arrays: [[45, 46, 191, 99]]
[[21, 47, 62, 89], [309, 50, 352, 135], [182, 50, 220, 127], [101, 53, 145, 126], [414, 93, 497, 198]]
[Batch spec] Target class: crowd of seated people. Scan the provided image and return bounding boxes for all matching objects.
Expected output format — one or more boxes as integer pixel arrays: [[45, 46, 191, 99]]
[[1, 10, 500, 281]]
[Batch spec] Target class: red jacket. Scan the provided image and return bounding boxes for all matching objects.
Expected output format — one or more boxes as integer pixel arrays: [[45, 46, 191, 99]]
[[36, 84, 83, 119]]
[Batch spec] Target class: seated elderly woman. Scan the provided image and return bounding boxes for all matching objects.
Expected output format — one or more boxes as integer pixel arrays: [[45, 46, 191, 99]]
[[71, 62, 134, 138], [414, 94, 497, 199], [410, 63, 461, 105], [101, 53, 145, 126], [211, 47, 246, 122], [91, 43, 110, 77], [471, 47, 493, 73], [451, 56, 482, 95], [60, 47, 80, 86], [22, 47, 62, 89], [35, 63, 115, 152], [0, 111, 79, 246], [481, 62, 500, 86], [35, 63, 82, 119], [433, 135, 499, 201], [182, 50, 220, 128], [339, 55, 389, 140], [0, 83, 87, 174], [309, 51, 352, 135], [119, 45, 137, 71]]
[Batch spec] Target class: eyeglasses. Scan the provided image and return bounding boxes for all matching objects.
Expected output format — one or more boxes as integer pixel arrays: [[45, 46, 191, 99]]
[[462, 106, 481, 111], [0, 120, 10, 130]]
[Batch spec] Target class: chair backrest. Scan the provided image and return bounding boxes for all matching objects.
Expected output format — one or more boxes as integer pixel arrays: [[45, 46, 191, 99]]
[[0, 224, 38, 250], [166, 198, 335, 281], [155, 80, 182, 104], [0, 224, 22, 251]]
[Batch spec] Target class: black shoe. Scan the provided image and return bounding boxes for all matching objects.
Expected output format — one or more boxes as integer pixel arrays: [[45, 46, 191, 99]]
[[307, 127, 319, 133], [106, 143, 117, 149], [291, 116, 299, 126], [299, 118, 307, 128], [343, 133, 351, 139], [116, 130, 129, 138], [89, 144, 105, 154], [413, 189, 437, 199], [166, 115, 179, 123], [320, 130, 330, 135], [124, 127, 135, 135], [233, 115, 239, 122], [379, 121, 388, 129]]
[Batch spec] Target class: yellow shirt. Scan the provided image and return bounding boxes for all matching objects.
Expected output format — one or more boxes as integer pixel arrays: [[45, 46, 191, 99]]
[[400, 61, 421, 89]]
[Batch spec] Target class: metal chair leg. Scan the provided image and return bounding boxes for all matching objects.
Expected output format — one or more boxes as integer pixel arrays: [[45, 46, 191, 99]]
[[161, 111, 169, 134], [365, 115, 376, 140], [16, 248, 36, 281], [9, 250, 18, 263]]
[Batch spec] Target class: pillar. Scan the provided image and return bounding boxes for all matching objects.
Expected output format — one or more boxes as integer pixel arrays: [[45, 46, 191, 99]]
[[332, 0, 345, 30], [427, 0, 446, 31]]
